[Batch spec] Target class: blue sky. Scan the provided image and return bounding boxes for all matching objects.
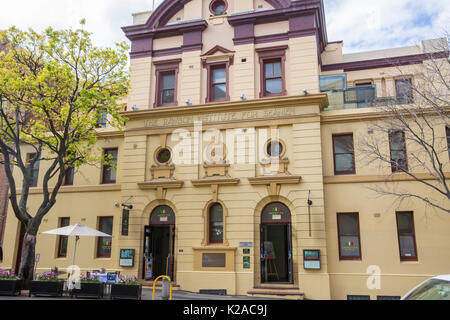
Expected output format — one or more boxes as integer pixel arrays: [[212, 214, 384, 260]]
[[0, 0, 448, 54]]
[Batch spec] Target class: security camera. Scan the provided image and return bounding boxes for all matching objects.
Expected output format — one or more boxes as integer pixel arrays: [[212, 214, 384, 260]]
[[186, 99, 192, 106], [240, 93, 246, 101], [114, 202, 120, 208], [121, 204, 133, 210]]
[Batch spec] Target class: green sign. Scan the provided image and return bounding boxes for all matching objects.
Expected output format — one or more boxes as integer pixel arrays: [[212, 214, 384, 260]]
[[243, 256, 251, 269]]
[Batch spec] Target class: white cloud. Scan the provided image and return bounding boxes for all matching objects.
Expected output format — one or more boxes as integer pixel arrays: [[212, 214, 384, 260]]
[[0, 0, 448, 54], [0, 0, 165, 48], [324, 0, 450, 53]]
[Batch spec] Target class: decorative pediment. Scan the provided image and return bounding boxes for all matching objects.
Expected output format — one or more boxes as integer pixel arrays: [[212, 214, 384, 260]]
[[202, 45, 235, 57]]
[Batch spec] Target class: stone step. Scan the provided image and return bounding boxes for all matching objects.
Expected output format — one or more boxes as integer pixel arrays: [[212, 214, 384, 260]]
[[247, 288, 305, 300]]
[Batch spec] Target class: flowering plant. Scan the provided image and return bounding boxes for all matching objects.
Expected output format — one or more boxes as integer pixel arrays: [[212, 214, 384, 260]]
[[117, 275, 139, 285], [35, 271, 59, 282], [0, 269, 20, 280], [79, 273, 100, 283]]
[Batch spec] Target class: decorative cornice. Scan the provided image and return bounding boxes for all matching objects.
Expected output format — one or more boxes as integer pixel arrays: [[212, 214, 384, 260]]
[[191, 177, 240, 187], [137, 179, 184, 190], [324, 172, 450, 184], [321, 51, 449, 72], [16, 184, 122, 195], [121, 94, 329, 121], [248, 175, 302, 185]]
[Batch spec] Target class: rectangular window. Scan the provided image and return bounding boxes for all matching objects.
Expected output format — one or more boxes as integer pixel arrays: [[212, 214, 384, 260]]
[[97, 217, 113, 258], [337, 213, 362, 260], [389, 130, 408, 173], [257, 46, 287, 98], [264, 59, 283, 95], [377, 296, 401, 300], [396, 212, 418, 261], [96, 111, 107, 128], [347, 295, 370, 300], [57, 217, 70, 258], [211, 65, 227, 101], [64, 166, 75, 186], [26, 153, 40, 187], [159, 71, 176, 106], [395, 78, 414, 104], [102, 148, 118, 184], [333, 134, 356, 175]]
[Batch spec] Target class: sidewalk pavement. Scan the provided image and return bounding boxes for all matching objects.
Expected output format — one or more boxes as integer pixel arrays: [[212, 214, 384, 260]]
[[0, 288, 284, 301]]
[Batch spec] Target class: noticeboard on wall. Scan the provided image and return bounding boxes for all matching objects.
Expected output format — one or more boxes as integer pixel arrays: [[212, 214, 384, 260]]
[[303, 250, 321, 270], [119, 249, 135, 267]]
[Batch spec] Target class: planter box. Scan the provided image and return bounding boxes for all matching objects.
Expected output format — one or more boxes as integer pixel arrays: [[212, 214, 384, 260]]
[[0, 279, 23, 296], [29, 280, 64, 297], [70, 282, 105, 299], [110, 284, 142, 300]]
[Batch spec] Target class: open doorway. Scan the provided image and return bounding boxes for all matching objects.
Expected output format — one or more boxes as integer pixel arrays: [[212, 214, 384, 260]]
[[260, 202, 293, 284], [143, 205, 175, 281]]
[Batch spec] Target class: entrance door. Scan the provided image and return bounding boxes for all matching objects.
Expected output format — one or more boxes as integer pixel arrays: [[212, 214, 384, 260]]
[[143, 205, 175, 281], [260, 202, 293, 284]]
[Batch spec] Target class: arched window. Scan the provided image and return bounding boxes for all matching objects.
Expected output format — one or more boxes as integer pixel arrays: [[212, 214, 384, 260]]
[[209, 203, 223, 244]]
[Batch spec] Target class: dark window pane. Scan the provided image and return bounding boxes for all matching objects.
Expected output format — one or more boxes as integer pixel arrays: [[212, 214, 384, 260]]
[[335, 154, 354, 172], [333, 135, 355, 174], [157, 148, 171, 164], [102, 149, 118, 184], [338, 214, 359, 235], [266, 78, 282, 94], [334, 136, 353, 154], [64, 166, 75, 186], [389, 131, 405, 150], [389, 131, 407, 172], [212, 68, 226, 84], [396, 79, 413, 103], [162, 73, 175, 89], [446, 126, 450, 157], [213, 84, 227, 99], [98, 217, 113, 257], [210, 204, 223, 243], [399, 235, 416, 258], [161, 89, 175, 105], [397, 212, 413, 233]]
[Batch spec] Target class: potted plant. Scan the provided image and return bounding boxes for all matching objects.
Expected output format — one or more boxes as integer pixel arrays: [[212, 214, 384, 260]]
[[29, 271, 64, 297], [0, 269, 22, 296], [70, 273, 105, 299], [110, 275, 142, 300]]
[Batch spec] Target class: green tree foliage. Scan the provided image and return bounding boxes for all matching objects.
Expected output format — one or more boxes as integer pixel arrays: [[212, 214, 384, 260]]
[[0, 23, 129, 282]]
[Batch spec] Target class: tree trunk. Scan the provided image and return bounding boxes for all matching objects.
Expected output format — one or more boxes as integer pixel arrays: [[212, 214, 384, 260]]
[[18, 232, 37, 289]]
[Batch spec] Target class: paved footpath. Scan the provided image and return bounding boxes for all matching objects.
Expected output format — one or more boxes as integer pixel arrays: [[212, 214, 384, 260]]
[[0, 289, 284, 301]]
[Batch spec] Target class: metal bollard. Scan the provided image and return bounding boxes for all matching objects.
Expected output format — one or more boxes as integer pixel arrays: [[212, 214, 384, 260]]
[[161, 278, 170, 300]]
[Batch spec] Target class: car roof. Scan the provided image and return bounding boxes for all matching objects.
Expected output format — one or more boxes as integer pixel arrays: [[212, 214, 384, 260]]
[[431, 275, 450, 281]]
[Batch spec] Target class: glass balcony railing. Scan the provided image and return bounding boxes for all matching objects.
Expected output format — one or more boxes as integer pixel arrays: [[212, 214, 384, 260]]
[[323, 85, 377, 110], [323, 85, 414, 111]]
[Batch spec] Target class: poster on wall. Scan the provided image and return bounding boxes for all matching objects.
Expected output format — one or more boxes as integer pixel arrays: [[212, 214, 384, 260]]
[[119, 249, 135, 267], [263, 241, 276, 259], [145, 257, 153, 280]]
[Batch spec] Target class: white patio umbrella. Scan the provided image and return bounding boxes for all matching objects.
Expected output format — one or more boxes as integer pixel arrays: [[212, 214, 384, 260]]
[[41, 222, 112, 274]]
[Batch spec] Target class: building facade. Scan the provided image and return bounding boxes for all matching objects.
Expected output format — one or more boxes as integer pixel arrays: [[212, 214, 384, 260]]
[[0, 0, 449, 300]]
